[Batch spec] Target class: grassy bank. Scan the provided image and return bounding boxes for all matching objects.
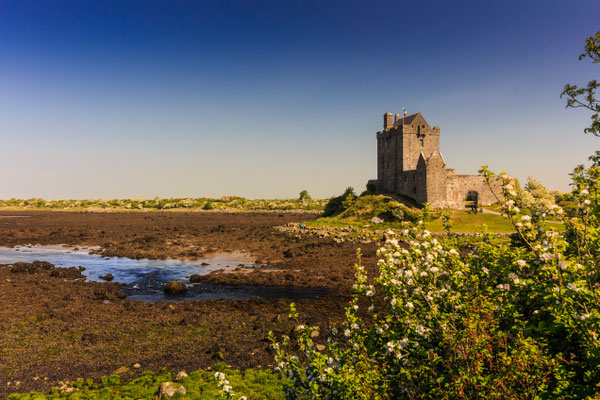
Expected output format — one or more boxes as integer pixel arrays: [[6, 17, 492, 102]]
[[303, 194, 565, 235], [8, 366, 284, 400]]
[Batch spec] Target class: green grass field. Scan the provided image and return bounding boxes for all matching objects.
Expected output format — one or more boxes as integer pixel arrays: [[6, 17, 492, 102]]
[[426, 210, 515, 233], [308, 209, 564, 235]]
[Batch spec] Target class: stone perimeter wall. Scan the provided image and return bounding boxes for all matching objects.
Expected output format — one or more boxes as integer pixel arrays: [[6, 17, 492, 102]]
[[445, 174, 502, 209]]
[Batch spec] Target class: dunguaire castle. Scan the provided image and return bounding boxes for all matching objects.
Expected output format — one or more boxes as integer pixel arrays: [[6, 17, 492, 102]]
[[369, 112, 501, 209]]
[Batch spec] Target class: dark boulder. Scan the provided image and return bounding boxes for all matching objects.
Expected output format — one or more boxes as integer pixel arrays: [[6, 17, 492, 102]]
[[164, 281, 187, 295], [99, 273, 114, 281]]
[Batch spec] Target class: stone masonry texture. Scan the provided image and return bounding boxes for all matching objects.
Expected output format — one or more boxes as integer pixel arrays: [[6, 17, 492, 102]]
[[372, 112, 502, 208]]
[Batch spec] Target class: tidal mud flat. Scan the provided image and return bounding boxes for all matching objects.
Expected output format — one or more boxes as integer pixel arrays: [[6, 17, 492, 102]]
[[0, 210, 378, 397]]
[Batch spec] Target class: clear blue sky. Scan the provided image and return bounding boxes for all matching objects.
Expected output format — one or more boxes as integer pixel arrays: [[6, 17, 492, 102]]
[[0, 0, 598, 199]]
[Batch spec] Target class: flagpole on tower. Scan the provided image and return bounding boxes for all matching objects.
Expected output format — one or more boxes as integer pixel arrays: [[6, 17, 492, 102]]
[[403, 107, 407, 123]]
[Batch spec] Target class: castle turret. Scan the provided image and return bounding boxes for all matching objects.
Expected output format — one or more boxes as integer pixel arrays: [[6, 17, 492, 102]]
[[383, 112, 393, 130]]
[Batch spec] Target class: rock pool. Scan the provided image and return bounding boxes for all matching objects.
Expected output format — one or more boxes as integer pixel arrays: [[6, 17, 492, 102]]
[[0, 245, 328, 302]]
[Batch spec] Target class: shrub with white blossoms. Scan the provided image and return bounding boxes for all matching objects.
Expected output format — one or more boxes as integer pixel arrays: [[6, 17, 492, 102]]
[[265, 164, 600, 400]]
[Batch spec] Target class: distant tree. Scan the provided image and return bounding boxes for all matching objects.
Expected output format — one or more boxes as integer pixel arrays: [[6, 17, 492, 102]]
[[298, 190, 311, 202], [561, 31, 600, 136]]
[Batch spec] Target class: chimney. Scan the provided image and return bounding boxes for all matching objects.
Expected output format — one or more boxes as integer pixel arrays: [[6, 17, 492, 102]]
[[383, 112, 393, 130]]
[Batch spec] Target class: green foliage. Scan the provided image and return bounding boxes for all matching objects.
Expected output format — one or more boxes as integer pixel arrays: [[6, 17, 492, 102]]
[[323, 187, 356, 217], [566, 150, 600, 260], [440, 209, 452, 232], [8, 368, 285, 400], [270, 164, 600, 399], [0, 197, 327, 212], [299, 190, 312, 202], [515, 177, 557, 215], [322, 193, 419, 223], [203, 201, 214, 210], [561, 31, 600, 136], [420, 202, 435, 222], [366, 182, 376, 195], [340, 187, 357, 210]]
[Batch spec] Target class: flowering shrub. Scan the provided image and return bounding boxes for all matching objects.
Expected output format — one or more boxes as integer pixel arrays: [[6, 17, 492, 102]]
[[266, 164, 600, 399]]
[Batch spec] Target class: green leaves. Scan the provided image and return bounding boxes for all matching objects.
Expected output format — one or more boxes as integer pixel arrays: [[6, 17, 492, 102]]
[[271, 161, 600, 399], [561, 31, 600, 137]]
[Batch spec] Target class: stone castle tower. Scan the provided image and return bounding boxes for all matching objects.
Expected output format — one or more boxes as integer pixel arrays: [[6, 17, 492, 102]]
[[370, 112, 500, 208]]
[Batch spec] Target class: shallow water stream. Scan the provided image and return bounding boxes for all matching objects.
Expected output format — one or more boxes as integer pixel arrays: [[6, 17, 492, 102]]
[[0, 245, 328, 302]]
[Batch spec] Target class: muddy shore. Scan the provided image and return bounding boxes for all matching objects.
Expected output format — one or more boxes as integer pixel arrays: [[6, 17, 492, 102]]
[[0, 210, 378, 397]]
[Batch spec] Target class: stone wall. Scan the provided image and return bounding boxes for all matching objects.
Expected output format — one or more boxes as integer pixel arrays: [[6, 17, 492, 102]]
[[445, 174, 501, 209], [401, 116, 440, 172], [377, 112, 440, 196], [421, 152, 449, 207], [377, 129, 402, 193], [374, 111, 503, 209]]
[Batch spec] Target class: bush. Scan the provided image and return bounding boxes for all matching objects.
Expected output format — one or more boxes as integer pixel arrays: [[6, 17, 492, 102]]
[[267, 164, 600, 399], [515, 177, 557, 215], [323, 187, 356, 217], [366, 182, 376, 194]]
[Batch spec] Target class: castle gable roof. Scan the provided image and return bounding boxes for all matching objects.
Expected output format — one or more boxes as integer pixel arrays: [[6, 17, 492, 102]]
[[394, 112, 431, 129], [426, 150, 446, 167], [417, 150, 446, 170]]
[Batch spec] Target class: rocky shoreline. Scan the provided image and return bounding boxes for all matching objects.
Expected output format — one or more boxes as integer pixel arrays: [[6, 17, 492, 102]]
[[0, 210, 372, 397]]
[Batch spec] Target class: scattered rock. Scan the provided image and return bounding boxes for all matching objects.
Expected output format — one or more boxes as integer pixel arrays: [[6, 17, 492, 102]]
[[175, 371, 188, 381], [133, 363, 141, 369], [99, 273, 114, 281], [81, 332, 99, 344], [283, 249, 294, 258], [310, 329, 320, 338], [156, 382, 186, 398], [189, 274, 202, 283], [164, 281, 187, 295], [112, 366, 130, 375], [57, 381, 76, 394], [370, 216, 384, 224], [316, 344, 326, 351]]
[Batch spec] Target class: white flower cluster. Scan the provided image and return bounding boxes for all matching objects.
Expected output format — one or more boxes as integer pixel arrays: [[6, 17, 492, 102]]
[[214, 371, 247, 400]]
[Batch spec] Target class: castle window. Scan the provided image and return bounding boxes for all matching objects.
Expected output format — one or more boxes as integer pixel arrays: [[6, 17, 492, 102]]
[[420, 138, 424, 146]]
